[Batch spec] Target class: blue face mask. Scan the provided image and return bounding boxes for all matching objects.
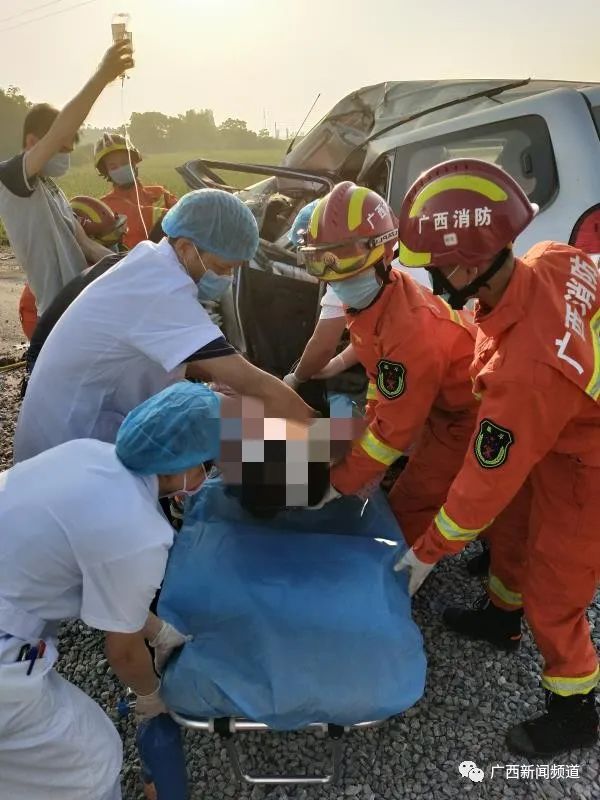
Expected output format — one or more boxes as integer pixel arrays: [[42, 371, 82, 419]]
[[194, 247, 233, 301], [109, 164, 136, 186], [41, 152, 70, 178], [330, 270, 381, 309]]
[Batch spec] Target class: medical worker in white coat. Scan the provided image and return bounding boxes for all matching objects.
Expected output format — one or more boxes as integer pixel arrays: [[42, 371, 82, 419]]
[[0, 381, 224, 800], [13, 188, 314, 463]]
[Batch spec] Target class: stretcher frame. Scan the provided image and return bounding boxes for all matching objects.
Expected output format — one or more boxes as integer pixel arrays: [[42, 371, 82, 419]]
[[169, 711, 385, 786]]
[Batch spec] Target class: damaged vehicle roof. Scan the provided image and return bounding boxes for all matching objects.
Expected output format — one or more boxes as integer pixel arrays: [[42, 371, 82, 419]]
[[281, 78, 600, 180], [177, 76, 600, 380]]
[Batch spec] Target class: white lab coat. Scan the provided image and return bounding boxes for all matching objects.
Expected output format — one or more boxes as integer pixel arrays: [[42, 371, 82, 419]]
[[13, 238, 222, 463], [0, 638, 122, 800], [0, 440, 175, 799]]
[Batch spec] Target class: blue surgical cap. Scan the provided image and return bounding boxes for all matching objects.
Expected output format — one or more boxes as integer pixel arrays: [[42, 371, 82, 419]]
[[116, 382, 221, 475], [289, 200, 319, 247], [162, 189, 259, 261]]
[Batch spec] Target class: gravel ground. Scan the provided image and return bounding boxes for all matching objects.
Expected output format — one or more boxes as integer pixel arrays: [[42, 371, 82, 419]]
[[1, 365, 599, 800]]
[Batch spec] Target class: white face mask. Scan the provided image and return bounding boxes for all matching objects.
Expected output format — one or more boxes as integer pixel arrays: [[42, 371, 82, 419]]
[[160, 464, 208, 499], [41, 152, 70, 178], [109, 164, 136, 186]]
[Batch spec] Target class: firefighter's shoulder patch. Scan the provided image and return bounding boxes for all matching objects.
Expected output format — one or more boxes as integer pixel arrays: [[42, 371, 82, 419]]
[[376, 359, 406, 399], [474, 418, 514, 469]]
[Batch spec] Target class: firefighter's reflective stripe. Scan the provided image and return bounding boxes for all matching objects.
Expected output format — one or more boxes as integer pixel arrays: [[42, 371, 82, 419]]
[[366, 382, 377, 401], [434, 505, 493, 543], [439, 296, 467, 327], [585, 308, 600, 400], [444, 302, 463, 327], [542, 666, 600, 697], [151, 194, 168, 228], [359, 428, 403, 466], [488, 573, 523, 608]]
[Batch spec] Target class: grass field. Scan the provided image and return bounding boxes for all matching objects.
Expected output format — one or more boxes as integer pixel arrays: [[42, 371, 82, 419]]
[[58, 147, 288, 198], [0, 146, 288, 244]]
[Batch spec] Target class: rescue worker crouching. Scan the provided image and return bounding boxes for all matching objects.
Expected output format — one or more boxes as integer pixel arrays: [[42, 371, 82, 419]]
[[299, 183, 530, 573], [0, 381, 225, 800], [295, 183, 471, 515], [395, 157, 600, 757], [284, 198, 434, 392]]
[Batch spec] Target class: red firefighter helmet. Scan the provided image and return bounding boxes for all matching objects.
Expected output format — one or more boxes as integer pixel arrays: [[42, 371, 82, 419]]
[[397, 158, 537, 270], [298, 181, 397, 282], [93, 132, 141, 175], [70, 195, 128, 246]]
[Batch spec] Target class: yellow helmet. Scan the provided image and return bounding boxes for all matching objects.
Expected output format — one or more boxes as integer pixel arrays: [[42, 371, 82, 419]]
[[298, 182, 397, 282], [94, 132, 141, 175]]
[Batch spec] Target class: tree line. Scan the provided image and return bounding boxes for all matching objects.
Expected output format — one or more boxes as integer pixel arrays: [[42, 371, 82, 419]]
[[0, 86, 286, 162]]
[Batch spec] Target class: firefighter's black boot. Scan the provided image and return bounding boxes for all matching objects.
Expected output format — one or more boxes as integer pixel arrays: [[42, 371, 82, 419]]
[[465, 542, 490, 577], [506, 689, 599, 757], [442, 594, 522, 651]]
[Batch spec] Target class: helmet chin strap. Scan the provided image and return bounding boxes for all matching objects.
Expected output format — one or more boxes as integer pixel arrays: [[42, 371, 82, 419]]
[[375, 260, 393, 283], [429, 247, 511, 310]]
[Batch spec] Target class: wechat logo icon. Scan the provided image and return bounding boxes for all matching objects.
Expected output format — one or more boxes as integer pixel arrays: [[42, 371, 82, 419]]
[[459, 760, 485, 783]]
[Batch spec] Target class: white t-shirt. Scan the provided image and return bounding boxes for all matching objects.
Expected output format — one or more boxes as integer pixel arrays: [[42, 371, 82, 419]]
[[0, 440, 173, 648], [14, 239, 223, 462], [319, 285, 345, 320], [318, 263, 432, 320]]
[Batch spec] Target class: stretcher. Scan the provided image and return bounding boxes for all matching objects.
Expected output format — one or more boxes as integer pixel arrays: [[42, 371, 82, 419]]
[[168, 713, 385, 786], [122, 704, 386, 796], [147, 479, 426, 795], [122, 699, 385, 791]]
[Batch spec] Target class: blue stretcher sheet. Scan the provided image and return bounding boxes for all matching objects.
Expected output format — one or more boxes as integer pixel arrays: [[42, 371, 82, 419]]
[[159, 479, 426, 730]]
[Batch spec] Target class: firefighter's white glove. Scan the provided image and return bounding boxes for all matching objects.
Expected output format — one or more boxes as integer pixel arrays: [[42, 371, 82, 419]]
[[283, 372, 302, 391], [308, 483, 341, 510], [149, 621, 191, 675], [393, 548, 435, 596], [135, 685, 168, 722]]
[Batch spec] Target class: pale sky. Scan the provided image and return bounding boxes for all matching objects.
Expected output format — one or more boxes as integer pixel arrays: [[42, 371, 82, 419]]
[[1, 0, 599, 135]]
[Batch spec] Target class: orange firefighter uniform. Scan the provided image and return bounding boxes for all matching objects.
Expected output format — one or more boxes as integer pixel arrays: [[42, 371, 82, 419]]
[[330, 269, 481, 544], [100, 183, 178, 251], [413, 242, 600, 696]]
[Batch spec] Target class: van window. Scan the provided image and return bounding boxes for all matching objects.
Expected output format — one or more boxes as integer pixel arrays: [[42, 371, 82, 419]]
[[365, 156, 393, 200], [389, 115, 557, 212], [592, 106, 600, 137]]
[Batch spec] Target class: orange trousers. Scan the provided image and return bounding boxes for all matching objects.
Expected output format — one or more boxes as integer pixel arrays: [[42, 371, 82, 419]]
[[18, 284, 38, 340], [388, 406, 529, 612], [388, 408, 477, 545], [392, 419, 600, 692], [523, 453, 599, 694]]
